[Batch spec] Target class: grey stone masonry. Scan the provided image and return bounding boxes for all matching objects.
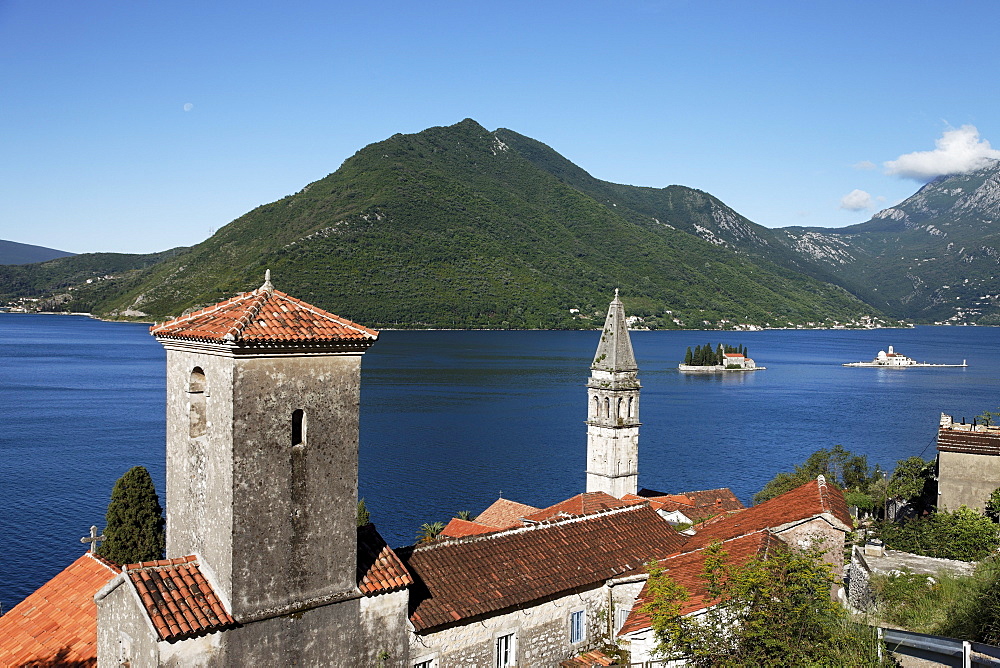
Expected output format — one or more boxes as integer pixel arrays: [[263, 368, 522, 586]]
[[586, 290, 640, 498]]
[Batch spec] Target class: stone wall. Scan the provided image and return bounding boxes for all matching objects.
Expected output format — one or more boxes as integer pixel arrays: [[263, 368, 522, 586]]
[[96, 578, 161, 668], [162, 344, 365, 622], [938, 450, 1000, 512], [411, 582, 640, 666], [846, 546, 874, 611], [360, 589, 410, 667], [215, 597, 362, 667]]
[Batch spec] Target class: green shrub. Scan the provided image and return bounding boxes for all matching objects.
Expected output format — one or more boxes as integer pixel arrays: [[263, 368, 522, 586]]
[[874, 506, 1000, 561]]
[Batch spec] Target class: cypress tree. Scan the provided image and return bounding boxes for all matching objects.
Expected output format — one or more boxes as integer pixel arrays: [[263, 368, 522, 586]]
[[684, 347, 692, 365], [98, 466, 165, 565]]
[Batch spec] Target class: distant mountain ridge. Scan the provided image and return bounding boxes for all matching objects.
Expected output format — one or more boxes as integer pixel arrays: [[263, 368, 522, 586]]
[[7, 120, 997, 327], [66, 119, 879, 328], [0, 240, 74, 265], [768, 162, 1000, 324]]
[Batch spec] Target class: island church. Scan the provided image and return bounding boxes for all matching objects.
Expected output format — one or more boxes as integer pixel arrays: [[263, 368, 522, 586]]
[[0, 276, 853, 667]]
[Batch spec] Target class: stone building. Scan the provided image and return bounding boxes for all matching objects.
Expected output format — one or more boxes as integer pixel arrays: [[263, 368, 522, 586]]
[[586, 289, 641, 498], [94, 273, 397, 666], [937, 413, 1000, 512], [616, 475, 854, 663]]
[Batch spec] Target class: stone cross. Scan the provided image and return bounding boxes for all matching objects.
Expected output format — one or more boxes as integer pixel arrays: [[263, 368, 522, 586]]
[[81, 525, 105, 553]]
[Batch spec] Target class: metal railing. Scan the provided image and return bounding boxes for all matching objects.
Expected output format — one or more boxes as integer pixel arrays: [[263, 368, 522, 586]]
[[881, 628, 1000, 667]]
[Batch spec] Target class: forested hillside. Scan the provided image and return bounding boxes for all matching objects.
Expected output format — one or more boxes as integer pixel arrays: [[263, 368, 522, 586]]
[[1, 120, 883, 329]]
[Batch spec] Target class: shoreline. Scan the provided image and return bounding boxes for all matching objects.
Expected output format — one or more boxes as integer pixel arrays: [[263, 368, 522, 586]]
[[1, 311, 992, 332]]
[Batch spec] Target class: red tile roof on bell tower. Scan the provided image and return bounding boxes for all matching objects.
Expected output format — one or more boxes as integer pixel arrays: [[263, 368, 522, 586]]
[[150, 271, 378, 345]]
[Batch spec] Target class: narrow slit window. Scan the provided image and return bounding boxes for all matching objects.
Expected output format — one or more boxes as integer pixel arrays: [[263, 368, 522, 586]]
[[189, 368, 207, 438], [292, 409, 305, 446]]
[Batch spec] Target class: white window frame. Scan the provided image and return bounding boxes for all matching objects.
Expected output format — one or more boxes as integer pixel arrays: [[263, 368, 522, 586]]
[[495, 631, 516, 667], [413, 660, 434, 668], [614, 605, 630, 634], [570, 608, 586, 644]]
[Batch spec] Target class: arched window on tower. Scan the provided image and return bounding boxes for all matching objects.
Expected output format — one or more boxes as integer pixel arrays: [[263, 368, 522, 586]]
[[189, 367, 207, 438], [604, 397, 611, 419], [291, 409, 306, 446], [628, 397, 635, 419], [591, 396, 599, 418], [617, 398, 624, 419]]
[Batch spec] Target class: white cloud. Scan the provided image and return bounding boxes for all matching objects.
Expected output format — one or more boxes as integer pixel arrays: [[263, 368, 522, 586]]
[[183, 102, 194, 112], [853, 160, 877, 171], [884, 125, 1000, 181], [839, 189, 873, 211]]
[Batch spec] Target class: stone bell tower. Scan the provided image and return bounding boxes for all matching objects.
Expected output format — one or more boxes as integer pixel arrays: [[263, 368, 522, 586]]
[[586, 290, 640, 497], [151, 271, 378, 622]]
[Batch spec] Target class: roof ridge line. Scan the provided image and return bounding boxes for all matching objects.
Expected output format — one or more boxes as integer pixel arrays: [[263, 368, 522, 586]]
[[150, 292, 249, 333], [223, 289, 270, 342], [416, 502, 650, 551]]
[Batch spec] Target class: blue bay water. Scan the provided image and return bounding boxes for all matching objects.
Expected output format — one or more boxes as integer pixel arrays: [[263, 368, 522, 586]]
[[2, 314, 999, 611]]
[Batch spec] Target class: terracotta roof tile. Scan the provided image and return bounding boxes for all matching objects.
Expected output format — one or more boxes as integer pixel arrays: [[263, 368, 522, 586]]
[[401, 504, 687, 632], [357, 524, 414, 595], [438, 517, 504, 538], [473, 498, 540, 529], [559, 649, 618, 667], [617, 531, 781, 637], [523, 491, 644, 522], [0, 553, 118, 667], [684, 477, 852, 550], [938, 426, 1000, 456], [150, 278, 377, 345], [627, 488, 744, 523], [124, 556, 237, 642]]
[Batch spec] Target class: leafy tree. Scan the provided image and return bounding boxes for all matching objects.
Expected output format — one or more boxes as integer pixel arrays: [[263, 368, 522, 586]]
[[357, 498, 371, 527], [985, 488, 1000, 523], [98, 466, 165, 565], [454, 510, 475, 521], [977, 407, 1000, 427], [753, 445, 877, 505], [644, 541, 888, 666], [416, 521, 445, 543], [888, 456, 936, 511]]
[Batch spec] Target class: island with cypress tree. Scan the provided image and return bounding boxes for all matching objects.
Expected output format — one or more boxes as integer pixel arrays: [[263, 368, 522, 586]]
[[678, 343, 764, 372]]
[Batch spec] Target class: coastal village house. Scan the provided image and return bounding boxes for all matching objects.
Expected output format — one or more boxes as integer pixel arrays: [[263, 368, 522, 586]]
[[0, 277, 853, 667], [937, 413, 1000, 512]]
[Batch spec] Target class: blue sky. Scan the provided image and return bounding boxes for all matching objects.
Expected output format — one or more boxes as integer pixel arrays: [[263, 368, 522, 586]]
[[2, 1, 999, 254]]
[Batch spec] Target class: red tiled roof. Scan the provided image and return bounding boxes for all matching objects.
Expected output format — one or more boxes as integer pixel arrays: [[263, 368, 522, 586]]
[[0, 553, 118, 667], [617, 531, 781, 637], [938, 426, 1000, 456], [523, 491, 643, 522], [400, 504, 687, 632], [439, 517, 503, 538], [684, 477, 852, 550], [630, 488, 745, 523], [150, 280, 377, 345], [357, 524, 414, 595], [473, 498, 540, 529], [560, 649, 618, 667], [125, 556, 237, 642]]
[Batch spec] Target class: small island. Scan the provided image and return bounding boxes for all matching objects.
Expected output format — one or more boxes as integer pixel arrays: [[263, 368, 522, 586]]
[[679, 343, 764, 372]]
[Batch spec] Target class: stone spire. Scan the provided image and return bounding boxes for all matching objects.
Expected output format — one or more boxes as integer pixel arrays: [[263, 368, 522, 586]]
[[591, 288, 638, 374], [586, 290, 640, 497]]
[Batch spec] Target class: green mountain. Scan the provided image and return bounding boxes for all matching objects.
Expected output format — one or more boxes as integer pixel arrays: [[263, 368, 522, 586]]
[[0, 248, 187, 313], [2, 119, 880, 329], [0, 239, 75, 265], [770, 163, 1000, 324]]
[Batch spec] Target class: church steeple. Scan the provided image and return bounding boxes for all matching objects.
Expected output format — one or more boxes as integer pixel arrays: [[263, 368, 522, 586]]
[[586, 290, 640, 497]]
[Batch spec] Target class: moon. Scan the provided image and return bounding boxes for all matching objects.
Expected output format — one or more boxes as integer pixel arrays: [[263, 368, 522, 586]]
[[183, 103, 194, 112]]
